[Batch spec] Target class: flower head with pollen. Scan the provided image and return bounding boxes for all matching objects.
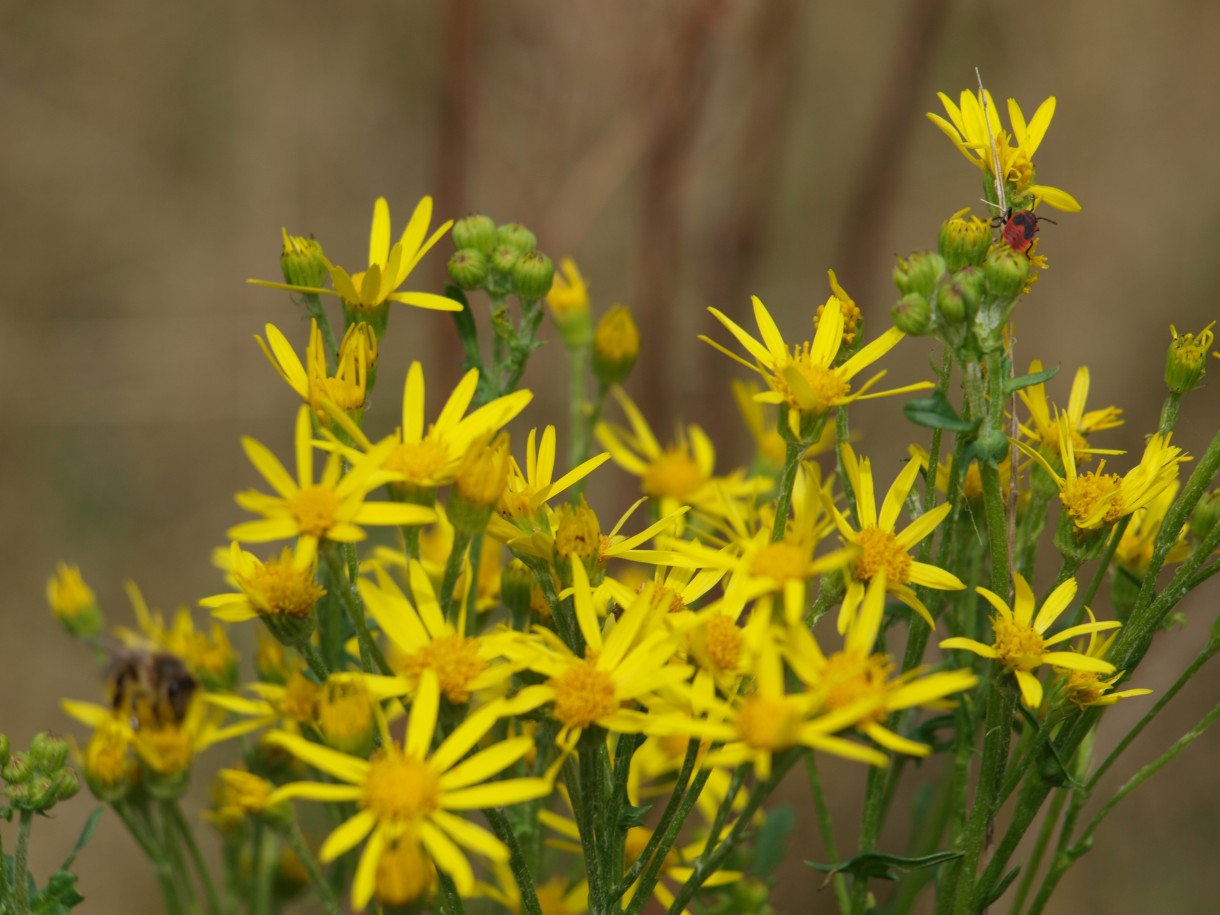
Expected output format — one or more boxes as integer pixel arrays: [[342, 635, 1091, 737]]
[[266, 670, 551, 911], [258, 320, 377, 420], [596, 386, 767, 521], [784, 574, 977, 756], [248, 196, 462, 319], [1017, 360, 1123, 462], [359, 559, 517, 705], [326, 362, 531, 500], [502, 560, 694, 747], [703, 286, 931, 437], [731, 379, 837, 475], [928, 89, 1081, 213], [941, 573, 1121, 709], [1016, 412, 1188, 533], [492, 425, 612, 535], [201, 543, 325, 623], [830, 445, 964, 634], [1053, 611, 1152, 710], [228, 406, 436, 567]]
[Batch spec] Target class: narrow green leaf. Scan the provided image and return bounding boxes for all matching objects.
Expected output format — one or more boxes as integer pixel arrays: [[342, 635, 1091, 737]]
[[805, 849, 961, 882], [60, 808, 103, 871], [903, 390, 977, 432], [750, 806, 796, 878], [977, 865, 1021, 908], [1004, 365, 1059, 396]]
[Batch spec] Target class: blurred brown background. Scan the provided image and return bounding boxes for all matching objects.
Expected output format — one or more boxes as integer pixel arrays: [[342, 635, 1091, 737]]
[[3, 1, 1219, 912]]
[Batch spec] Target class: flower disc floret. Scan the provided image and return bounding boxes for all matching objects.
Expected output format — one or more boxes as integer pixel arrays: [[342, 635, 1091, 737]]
[[852, 527, 913, 583], [748, 541, 810, 583], [362, 749, 440, 821], [821, 651, 894, 722], [641, 447, 705, 501], [288, 486, 342, 538], [703, 615, 743, 672], [549, 660, 619, 730], [992, 618, 1046, 670], [401, 636, 487, 705], [1061, 471, 1123, 527], [736, 694, 801, 751]]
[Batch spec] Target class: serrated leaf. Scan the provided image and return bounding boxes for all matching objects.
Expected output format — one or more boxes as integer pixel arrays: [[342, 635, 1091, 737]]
[[1004, 365, 1059, 396], [750, 805, 796, 877], [978, 865, 1021, 908], [619, 802, 652, 831], [805, 849, 960, 882], [33, 870, 84, 914], [903, 390, 977, 433], [61, 808, 103, 871]]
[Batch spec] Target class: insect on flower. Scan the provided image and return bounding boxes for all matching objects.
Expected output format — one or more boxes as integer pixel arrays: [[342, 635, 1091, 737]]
[[994, 207, 1056, 255], [105, 644, 199, 730]]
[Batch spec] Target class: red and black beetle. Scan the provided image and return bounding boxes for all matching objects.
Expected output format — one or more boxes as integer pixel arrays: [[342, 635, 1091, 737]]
[[994, 208, 1055, 254]]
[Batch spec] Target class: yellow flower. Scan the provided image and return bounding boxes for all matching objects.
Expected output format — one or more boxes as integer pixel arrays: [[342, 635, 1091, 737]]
[[731, 380, 837, 474], [940, 573, 1120, 709], [1017, 360, 1123, 460], [1017, 413, 1188, 532], [228, 405, 436, 566], [258, 320, 376, 418], [547, 257, 590, 321], [592, 305, 640, 385], [327, 362, 532, 498], [1165, 321, 1217, 393], [200, 543, 325, 623], [46, 562, 102, 638], [596, 386, 768, 519], [504, 560, 694, 746], [1114, 480, 1191, 577], [267, 670, 551, 910], [1053, 610, 1152, 710], [359, 559, 518, 705], [928, 89, 1081, 212], [494, 425, 611, 531], [783, 573, 977, 756], [249, 196, 462, 315], [119, 582, 237, 690], [703, 293, 930, 437], [830, 445, 964, 633]]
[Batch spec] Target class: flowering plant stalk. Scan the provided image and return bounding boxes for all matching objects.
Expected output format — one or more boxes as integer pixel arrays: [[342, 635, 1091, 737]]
[[34, 85, 1220, 915]]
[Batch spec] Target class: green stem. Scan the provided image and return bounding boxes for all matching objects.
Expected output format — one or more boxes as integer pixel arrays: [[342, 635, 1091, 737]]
[[1158, 391, 1182, 436], [323, 547, 392, 675], [436, 869, 468, 915], [663, 750, 800, 915], [0, 822, 9, 910], [13, 811, 33, 915], [485, 807, 542, 915], [979, 461, 1011, 596], [568, 344, 590, 468], [250, 824, 276, 915], [114, 802, 184, 915], [1009, 787, 1065, 915], [160, 803, 201, 915], [570, 737, 608, 915], [438, 528, 474, 627], [952, 676, 1016, 915], [849, 759, 892, 914], [279, 819, 342, 915], [300, 293, 339, 370], [771, 439, 803, 542], [806, 754, 850, 914], [166, 801, 222, 915], [1087, 628, 1220, 793]]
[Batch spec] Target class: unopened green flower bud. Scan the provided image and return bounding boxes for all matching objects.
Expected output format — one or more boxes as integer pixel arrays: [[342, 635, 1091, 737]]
[[939, 209, 993, 271], [490, 244, 521, 276], [24, 775, 58, 810], [983, 246, 1030, 300], [447, 248, 488, 290], [30, 732, 69, 773], [279, 230, 329, 289], [975, 429, 1010, 464], [512, 250, 555, 301], [451, 434, 512, 534], [891, 293, 931, 336], [938, 284, 967, 324], [1164, 322, 1216, 394], [893, 252, 947, 298], [53, 768, 80, 803], [592, 305, 639, 386], [496, 222, 537, 253], [1192, 489, 1220, 544], [3, 752, 34, 785], [452, 214, 498, 253]]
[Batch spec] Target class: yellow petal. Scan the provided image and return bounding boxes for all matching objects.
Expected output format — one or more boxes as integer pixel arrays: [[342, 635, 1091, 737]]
[[320, 809, 377, 863], [369, 198, 391, 268]]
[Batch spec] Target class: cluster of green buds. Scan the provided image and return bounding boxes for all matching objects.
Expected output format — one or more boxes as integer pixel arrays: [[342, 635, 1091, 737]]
[[448, 214, 555, 303], [1, 732, 80, 814], [891, 209, 1030, 354]]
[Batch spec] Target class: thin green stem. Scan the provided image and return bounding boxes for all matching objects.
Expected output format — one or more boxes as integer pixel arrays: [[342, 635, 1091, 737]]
[[250, 824, 276, 915], [166, 801, 222, 915], [771, 439, 803, 542], [279, 819, 342, 915], [438, 528, 474, 627], [805, 754, 850, 914], [13, 811, 33, 915], [1009, 788, 1065, 915], [568, 344, 590, 469], [1158, 391, 1182, 436], [436, 868, 468, 915], [0, 822, 10, 910], [952, 677, 1016, 915], [979, 461, 1011, 596], [485, 807, 542, 915], [159, 803, 201, 915], [849, 762, 890, 914], [300, 293, 339, 369], [572, 737, 608, 915], [324, 547, 392, 675], [114, 801, 183, 915]]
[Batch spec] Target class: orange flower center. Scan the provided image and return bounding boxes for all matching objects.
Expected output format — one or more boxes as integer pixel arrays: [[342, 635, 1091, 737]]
[[401, 636, 488, 705], [289, 485, 341, 538], [1061, 471, 1123, 528], [749, 541, 809, 584], [776, 350, 849, 414], [820, 650, 892, 724], [992, 617, 1045, 671], [549, 660, 618, 729], [852, 526, 912, 583], [362, 750, 440, 822], [702, 615, 743, 672], [385, 439, 450, 487], [641, 447, 705, 501], [237, 551, 325, 618]]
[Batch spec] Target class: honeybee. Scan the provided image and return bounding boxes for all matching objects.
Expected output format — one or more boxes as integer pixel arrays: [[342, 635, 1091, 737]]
[[105, 646, 199, 730]]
